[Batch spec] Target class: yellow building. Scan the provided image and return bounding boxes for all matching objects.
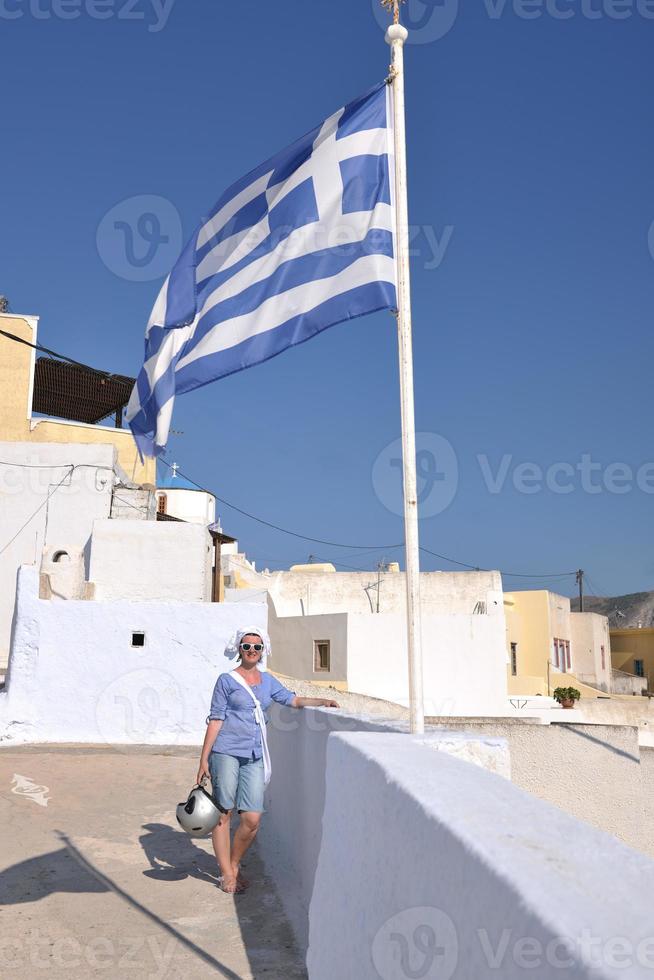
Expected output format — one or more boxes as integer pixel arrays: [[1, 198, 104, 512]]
[[610, 628, 653, 690], [505, 590, 611, 698], [0, 313, 154, 484]]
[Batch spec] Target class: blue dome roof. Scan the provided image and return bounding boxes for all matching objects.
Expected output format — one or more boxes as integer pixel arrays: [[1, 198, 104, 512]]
[[157, 464, 204, 492]]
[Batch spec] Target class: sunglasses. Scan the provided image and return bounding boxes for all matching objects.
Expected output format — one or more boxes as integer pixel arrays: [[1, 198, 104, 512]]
[[240, 643, 264, 652]]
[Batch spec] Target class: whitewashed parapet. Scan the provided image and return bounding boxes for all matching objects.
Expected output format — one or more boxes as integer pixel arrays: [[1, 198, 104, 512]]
[[0, 565, 267, 745], [308, 732, 654, 980], [257, 706, 509, 954]]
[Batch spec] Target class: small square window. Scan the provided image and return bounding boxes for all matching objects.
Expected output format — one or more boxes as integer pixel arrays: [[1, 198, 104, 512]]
[[131, 632, 146, 648], [314, 640, 330, 672]]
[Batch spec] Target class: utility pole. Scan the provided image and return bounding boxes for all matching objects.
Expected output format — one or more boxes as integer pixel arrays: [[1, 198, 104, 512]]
[[576, 569, 584, 612], [376, 558, 389, 613]]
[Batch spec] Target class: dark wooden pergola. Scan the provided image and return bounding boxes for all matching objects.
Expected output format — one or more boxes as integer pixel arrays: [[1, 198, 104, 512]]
[[31, 357, 135, 427]]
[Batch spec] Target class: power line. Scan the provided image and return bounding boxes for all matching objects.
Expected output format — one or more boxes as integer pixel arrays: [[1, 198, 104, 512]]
[[0, 463, 116, 557], [0, 329, 619, 584], [0, 466, 74, 558], [502, 572, 576, 580], [158, 458, 404, 551], [0, 460, 115, 472], [158, 459, 578, 580], [419, 544, 575, 579], [584, 574, 608, 598], [0, 327, 122, 381]]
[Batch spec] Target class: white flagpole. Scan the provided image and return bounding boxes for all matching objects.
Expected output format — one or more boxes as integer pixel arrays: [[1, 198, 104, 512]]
[[385, 5, 425, 735]]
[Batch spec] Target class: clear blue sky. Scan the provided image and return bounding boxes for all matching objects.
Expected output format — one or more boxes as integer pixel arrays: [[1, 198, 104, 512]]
[[2, 0, 653, 598]]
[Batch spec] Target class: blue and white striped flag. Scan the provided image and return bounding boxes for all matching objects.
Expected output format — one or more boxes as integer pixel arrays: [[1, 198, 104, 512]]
[[127, 81, 397, 457]]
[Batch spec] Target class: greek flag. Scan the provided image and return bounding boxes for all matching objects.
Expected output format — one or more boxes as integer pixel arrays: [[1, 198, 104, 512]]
[[127, 81, 397, 458]]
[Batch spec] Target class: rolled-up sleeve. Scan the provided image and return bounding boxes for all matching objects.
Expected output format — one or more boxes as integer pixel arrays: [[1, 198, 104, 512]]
[[269, 675, 296, 706], [208, 675, 228, 721]]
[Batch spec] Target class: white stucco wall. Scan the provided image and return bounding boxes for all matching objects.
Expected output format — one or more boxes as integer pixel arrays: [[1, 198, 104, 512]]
[[89, 518, 213, 602], [571, 612, 612, 692], [267, 602, 508, 715], [345, 612, 509, 715], [156, 487, 215, 526], [307, 732, 654, 980], [257, 706, 509, 953], [0, 566, 266, 744], [267, 569, 503, 617], [0, 441, 116, 666]]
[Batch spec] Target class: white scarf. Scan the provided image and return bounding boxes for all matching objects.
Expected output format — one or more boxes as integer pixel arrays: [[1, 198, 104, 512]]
[[229, 669, 272, 785]]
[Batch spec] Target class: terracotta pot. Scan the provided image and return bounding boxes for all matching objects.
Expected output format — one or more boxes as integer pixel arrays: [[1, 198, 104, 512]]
[[561, 698, 575, 709]]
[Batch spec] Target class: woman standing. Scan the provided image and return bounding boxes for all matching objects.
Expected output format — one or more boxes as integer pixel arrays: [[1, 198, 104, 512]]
[[197, 626, 339, 893]]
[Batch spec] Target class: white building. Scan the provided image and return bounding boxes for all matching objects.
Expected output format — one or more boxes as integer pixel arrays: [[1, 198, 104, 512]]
[[0, 453, 261, 743], [155, 462, 216, 526], [223, 557, 509, 716], [1, 564, 265, 744], [0, 441, 118, 667]]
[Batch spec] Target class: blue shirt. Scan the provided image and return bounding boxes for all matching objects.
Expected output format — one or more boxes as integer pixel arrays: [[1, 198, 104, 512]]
[[208, 671, 296, 759]]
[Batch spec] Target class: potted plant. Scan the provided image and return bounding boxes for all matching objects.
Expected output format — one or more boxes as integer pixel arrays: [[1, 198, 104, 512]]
[[553, 686, 581, 709]]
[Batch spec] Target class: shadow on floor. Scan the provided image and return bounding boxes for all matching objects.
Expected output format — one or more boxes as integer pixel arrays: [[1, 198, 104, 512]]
[[0, 818, 306, 977], [0, 830, 244, 978], [139, 822, 307, 978], [0, 845, 110, 905], [140, 822, 221, 884]]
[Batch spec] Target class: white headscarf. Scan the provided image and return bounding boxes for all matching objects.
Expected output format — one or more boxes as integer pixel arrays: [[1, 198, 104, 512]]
[[225, 625, 271, 664]]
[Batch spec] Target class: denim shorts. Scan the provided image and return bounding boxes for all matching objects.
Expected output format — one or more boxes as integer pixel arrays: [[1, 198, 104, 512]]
[[209, 751, 265, 813]]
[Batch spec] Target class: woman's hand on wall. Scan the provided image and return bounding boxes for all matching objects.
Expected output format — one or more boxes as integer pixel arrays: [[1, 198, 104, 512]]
[[292, 696, 340, 709]]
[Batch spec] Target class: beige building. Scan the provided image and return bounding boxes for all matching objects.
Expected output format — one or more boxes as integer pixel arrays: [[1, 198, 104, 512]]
[[610, 628, 653, 692], [505, 590, 612, 697], [570, 612, 612, 692], [0, 312, 154, 484]]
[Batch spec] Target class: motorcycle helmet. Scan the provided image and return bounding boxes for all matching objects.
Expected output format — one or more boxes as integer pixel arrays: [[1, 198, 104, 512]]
[[176, 782, 221, 837]]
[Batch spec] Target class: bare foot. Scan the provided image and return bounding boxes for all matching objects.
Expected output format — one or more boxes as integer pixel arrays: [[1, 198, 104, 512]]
[[218, 874, 243, 894], [231, 865, 250, 890]]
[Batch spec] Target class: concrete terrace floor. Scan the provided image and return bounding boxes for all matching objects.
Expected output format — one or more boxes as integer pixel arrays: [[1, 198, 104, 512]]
[[0, 745, 306, 979]]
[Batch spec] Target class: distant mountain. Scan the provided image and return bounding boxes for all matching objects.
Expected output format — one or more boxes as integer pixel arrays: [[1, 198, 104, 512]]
[[570, 591, 654, 628]]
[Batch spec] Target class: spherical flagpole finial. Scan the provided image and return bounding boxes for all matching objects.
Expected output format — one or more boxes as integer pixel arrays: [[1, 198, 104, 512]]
[[386, 23, 408, 44], [382, 0, 408, 44]]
